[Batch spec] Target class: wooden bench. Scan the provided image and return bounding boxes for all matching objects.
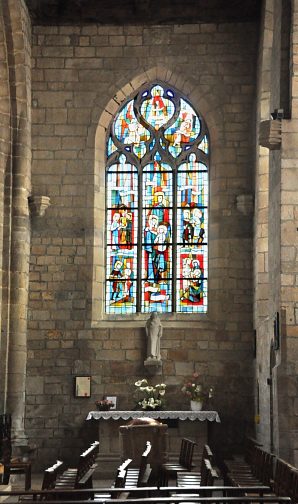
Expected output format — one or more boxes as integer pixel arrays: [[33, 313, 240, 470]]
[[7, 496, 290, 504], [225, 446, 274, 487], [225, 447, 298, 503], [161, 438, 197, 485], [170, 458, 220, 501], [272, 457, 298, 502], [1, 437, 32, 491], [164, 444, 215, 489], [0, 485, 280, 502], [103, 497, 291, 504], [125, 441, 152, 488], [94, 458, 132, 502], [18, 460, 64, 501], [42, 460, 65, 491], [55, 441, 99, 491]]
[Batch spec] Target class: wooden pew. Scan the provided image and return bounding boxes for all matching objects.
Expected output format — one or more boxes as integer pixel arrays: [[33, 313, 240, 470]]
[[225, 447, 274, 487], [2, 495, 290, 504], [0, 485, 278, 503], [161, 438, 197, 485], [125, 441, 152, 488], [55, 441, 99, 491], [170, 458, 220, 500], [1, 437, 32, 491], [18, 460, 64, 501], [94, 458, 132, 502], [272, 457, 298, 501], [223, 437, 263, 477], [42, 460, 65, 491]]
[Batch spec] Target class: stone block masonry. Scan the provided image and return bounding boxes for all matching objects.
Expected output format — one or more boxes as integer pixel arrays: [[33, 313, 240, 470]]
[[28, 21, 257, 467]]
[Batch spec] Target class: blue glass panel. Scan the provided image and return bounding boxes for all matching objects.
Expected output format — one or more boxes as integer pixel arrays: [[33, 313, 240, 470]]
[[107, 136, 117, 157], [142, 157, 173, 312], [105, 250, 137, 315], [106, 83, 209, 315], [142, 209, 172, 282], [176, 245, 208, 313], [177, 207, 207, 247], [107, 208, 138, 248], [177, 156, 209, 208], [141, 278, 172, 313], [148, 139, 155, 151], [106, 155, 138, 314], [114, 100, 150, 158], [164, 99, 201, 158], [107, 156, 138, 209], [140, 85, 175, 130], [198, 134, 209, 154]]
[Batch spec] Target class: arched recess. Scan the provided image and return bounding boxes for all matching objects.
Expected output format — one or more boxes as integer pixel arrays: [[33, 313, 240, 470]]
[[91, 66, 222, 327]]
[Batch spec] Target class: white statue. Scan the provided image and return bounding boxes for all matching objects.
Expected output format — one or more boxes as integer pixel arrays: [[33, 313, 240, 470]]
[[145, 312, 162, 361]]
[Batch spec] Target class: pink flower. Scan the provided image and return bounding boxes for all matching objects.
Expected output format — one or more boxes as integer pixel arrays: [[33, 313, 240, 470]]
[[193, 372, 199, 378]]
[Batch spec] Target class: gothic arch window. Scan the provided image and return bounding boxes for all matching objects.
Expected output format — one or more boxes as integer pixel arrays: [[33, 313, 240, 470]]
[[105, 83, 209, 315]]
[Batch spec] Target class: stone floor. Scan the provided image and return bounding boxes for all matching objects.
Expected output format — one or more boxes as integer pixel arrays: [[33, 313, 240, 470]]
[[7, 473, 113, 491]]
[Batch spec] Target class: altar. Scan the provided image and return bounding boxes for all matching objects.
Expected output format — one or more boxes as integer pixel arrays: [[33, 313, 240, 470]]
[[86, 410, 220, 478]]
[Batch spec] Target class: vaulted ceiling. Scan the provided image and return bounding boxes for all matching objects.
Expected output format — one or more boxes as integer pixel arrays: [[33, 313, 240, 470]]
[[25, 0, 261, 25]]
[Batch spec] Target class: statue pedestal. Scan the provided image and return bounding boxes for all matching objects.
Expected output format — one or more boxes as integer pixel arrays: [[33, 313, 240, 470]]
[[144, 357, 162, 374]]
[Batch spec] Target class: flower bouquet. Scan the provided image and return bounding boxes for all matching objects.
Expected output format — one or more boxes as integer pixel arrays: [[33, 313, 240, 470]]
[[95, 398, 115, 411], [181, 372, 213, 409], [134, 379, 166, 410]]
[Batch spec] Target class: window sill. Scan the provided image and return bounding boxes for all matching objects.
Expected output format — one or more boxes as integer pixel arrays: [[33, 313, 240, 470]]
[[92, 311, 209, 329]]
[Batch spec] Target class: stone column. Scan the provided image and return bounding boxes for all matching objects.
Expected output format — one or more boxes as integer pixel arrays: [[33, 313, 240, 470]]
[[2, 0, 32, 451], [0, 0, 12, 413]]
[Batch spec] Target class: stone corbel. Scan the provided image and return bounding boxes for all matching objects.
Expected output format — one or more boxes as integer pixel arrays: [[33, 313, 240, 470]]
[[28, 195, 51, 217], [236, 193, 254, 215], [144, 357, 162, 375], [259, 119, 282, 150]]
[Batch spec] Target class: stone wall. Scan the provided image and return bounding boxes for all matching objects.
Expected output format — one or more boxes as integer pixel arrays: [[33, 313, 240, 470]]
[[254, 0, 280, 455], [254, 0, 298, 466], [279, 0, 298, 466], [27, 20, 258, 467]]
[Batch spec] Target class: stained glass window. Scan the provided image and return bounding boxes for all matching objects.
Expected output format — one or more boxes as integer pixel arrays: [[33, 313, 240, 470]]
[[105, 83, 209, 314]]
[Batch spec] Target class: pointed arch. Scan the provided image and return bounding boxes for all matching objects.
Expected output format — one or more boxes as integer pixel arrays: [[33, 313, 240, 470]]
[[94, 79, 210, 318]]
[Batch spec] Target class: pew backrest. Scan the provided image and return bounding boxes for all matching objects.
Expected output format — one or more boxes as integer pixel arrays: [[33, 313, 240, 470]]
[[42, 461, 64, 491]]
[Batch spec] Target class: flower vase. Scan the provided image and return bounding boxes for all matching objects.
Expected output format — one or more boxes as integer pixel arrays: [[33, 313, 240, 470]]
[[190, 400, 203, 411]]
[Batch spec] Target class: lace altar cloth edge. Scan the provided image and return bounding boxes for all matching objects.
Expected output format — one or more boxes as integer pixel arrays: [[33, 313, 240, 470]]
[[86, 410, 220, 422]]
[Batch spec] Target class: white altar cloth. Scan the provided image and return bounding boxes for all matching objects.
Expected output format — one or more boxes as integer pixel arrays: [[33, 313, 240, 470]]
[[86, 410, 220, 422]]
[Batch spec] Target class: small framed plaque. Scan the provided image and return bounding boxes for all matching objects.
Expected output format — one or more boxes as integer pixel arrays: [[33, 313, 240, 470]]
[[75, 376, 91, 398], [105, 396, 117, 409]]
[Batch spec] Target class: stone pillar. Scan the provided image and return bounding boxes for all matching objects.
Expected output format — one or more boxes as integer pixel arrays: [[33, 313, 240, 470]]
[[2, 0, 32, 451], [0, 0, 12, 413]]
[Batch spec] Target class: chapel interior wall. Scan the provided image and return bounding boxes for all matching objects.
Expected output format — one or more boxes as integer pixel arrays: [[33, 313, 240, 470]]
[[27, 19, 259, 467]]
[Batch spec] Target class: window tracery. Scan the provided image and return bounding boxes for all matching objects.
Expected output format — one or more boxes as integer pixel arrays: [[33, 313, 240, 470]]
[[105, 83, 209, 314]]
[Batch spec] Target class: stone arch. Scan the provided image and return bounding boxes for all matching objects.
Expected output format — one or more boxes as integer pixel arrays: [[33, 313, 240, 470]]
[[90, 66, 224, 325]]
